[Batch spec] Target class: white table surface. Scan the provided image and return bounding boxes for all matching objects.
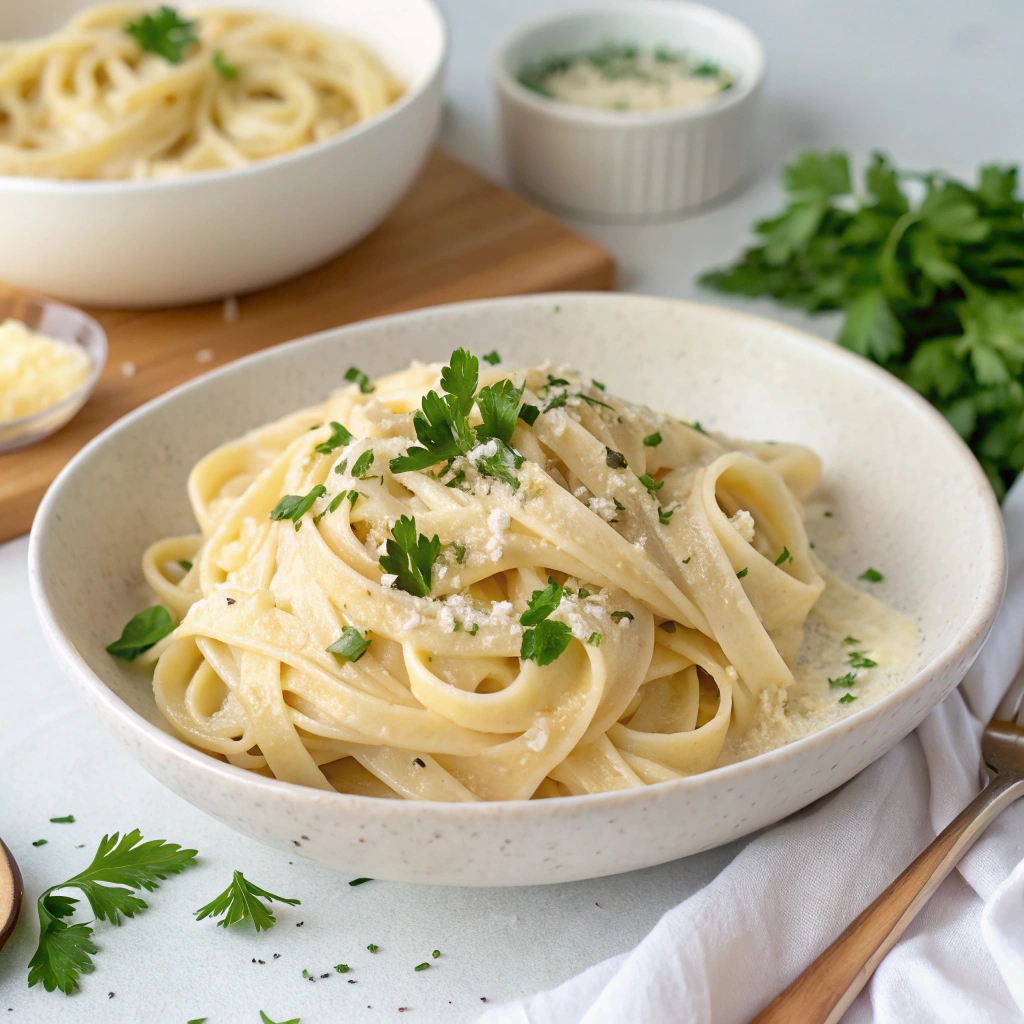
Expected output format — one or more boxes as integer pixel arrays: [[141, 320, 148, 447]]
[[3, 1, 1023, 1021]]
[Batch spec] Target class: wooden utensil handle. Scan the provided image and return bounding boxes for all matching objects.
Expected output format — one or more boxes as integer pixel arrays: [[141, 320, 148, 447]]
[[751, 770, 1024, 1024]]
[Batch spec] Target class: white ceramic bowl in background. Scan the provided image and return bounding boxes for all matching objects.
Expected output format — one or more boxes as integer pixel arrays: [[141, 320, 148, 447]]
[[29, 294, 1004, 886], [495, 2, 764, 221], [0, 0, 447, 308], [0, 295, 107, 453]]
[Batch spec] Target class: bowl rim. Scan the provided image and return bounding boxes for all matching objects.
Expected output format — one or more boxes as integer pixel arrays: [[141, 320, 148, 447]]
[[0, 0, 448, 195], [0, 296, 107, 437], [28, 292, 1007, 822], [493, 0, 766, 127]]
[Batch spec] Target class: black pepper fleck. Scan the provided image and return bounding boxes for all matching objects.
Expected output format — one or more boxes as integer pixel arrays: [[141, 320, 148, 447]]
[[226, 597, 236, 605], [296, 921, 304, 927], [413, 757, 425, 767]]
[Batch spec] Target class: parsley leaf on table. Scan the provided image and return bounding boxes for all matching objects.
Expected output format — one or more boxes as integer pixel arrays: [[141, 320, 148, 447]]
[[701, 150, 1024, 498], [106, 606, 174, 660], [27, 830, 197, 994], [379, 515, 440, 597], [123, 5, 198, 63], [194, 871, 299, 932], [260, 1013, 301, 1024]]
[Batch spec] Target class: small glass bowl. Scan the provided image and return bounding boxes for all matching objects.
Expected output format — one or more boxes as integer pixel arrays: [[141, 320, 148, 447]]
[[0, 295, 107, 454]]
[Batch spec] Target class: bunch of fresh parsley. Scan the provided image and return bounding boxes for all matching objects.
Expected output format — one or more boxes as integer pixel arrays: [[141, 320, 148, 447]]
[[701, 151, 1024, 497]]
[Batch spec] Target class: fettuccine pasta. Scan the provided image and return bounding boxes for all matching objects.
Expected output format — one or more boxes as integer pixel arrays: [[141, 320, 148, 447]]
[[122, 351, 916, 801], [0, 4, 403, 180]]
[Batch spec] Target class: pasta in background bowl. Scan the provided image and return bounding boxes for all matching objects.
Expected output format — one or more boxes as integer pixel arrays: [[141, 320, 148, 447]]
[[0, 0, 445, 305], [29, 294, 1005, 885]]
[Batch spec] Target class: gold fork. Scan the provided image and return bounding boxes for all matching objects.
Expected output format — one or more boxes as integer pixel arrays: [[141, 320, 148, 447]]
[[752, 669, 1024, 1024]]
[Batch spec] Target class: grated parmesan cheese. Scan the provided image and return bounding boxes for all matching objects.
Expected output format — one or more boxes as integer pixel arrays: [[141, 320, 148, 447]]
[[0, 318, 91, 423]]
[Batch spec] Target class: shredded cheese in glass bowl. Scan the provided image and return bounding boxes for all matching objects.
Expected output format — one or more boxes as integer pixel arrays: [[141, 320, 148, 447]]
[[0, 298, 106, 453]]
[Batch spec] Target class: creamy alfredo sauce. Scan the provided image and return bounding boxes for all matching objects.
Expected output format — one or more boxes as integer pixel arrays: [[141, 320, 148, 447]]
[[518, 44, 735, 113], [720, 501, 920, 765]]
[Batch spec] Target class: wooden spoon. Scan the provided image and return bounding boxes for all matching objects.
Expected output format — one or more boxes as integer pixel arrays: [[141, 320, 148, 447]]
[[0, 838, 23, 951]]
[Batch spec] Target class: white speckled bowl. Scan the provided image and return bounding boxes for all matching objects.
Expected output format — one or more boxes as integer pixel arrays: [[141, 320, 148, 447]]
[[29, 294, 1005, 886]]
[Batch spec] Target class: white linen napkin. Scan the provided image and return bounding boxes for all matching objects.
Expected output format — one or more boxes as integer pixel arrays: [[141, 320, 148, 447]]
[[481, 479, 1024, 1024]]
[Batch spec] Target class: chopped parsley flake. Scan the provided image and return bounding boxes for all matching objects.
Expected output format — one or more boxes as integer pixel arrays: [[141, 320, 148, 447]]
[[586, 632, 602, 647], [315, 421, 354, 455], [335, 964, 350, 974], [736, 567, 748, 579], [32, 839, 47, 847], [843, 635, 861, 645], [367, 944, 379, 953], [774, 547, 791, 566], [350, 449, 375, 479], [269, 485, 327, 530], [482, 350, 501, 365], [49, 815, 75, 824], [688, 421, 707, 434], [415, 963, 431, 972], [177, 559, 193, 572], [519, 403, 540, 426], [327, 627, 371, 663], [212, 50, 238, 80], [349, 878, 373, 886], [613, 497, 625, 511], [314, 489, 362, 524], [859, 568, 884, 582], [848, 652, 877, 669], [659, 621, 677, 633], [611, 610, 634, 623], [344, 366, 375, 393], [605, 448, 628, 469], [638, 473, 663, 497], [839, 693, 857, 704], [658, 507, 674, 525], [591, 380, 606, 391], [432, 950, 441, 959], [828, 672, 857, 688], [643, 431, 662, 447]]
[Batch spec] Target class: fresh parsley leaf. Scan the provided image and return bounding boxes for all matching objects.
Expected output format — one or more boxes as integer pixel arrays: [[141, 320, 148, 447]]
[[643, 431, 663, 447], [390, 383, 473, 473], [774, 547, 791, 566], [828, 672, 857, 688], [848, 652, 878, 669], [587, 632, 602, 646], [605, 448, 628, 469], [520, 578, 563, 626], [123, 5, 197, 63], [27, 830, 197, 994], [736, 568, 748, 579], [477, 379, 524, 443], [313, 490, 361, 525], [658, 507, 674, 525], [212, 50, 238, 79], [379, 515, 440, 597], [49, 815, 75, 824], [269, 485, 327, 530], [106, 606, 174, 660], [441, 348, 479, 416], [859, 567, 884, 582], [350, 449, 375, 479], [194, 871, 299, 932], [520, 619, 572, 666], [177, 559, 193, 572], [519, 404, 540, 426], [473, 438, 525, 490], [327, 627, 371, 662], [838, 693, 858, 704], [344, 366, 374, 394], [315, 421, 354, 455], [482, 350, 501, 365]]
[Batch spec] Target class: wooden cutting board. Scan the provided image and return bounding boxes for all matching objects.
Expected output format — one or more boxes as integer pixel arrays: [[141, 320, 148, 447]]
[[0, 149, 614, 544]]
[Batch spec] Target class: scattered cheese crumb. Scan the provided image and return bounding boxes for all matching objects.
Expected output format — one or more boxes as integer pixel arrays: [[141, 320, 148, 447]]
[[120, 360, 136, 378], [380, 573, 398, 588], [222, 295, 239, 324], [588, 497, 616, 522], [196, 348, 215, 364], [729, 509, 756, 543]]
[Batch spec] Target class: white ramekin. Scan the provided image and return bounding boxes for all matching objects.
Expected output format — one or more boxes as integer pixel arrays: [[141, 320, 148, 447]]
[[0, 0, 447, 307], [495, 2, 764, 221]]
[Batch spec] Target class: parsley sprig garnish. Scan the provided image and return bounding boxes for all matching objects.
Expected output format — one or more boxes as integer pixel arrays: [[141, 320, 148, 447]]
[[702, 150, 1024, 498], [194, 871, 300, 932], [269, 485, 326, 531], [519, 579, 572, 666], [27, 830, 197, 994], [124, 6, 198, 63], [315, 421, 354, 455], [106, 606, 175, 660], [389, 349, 527, 489], [379, 515, 440, 597]]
